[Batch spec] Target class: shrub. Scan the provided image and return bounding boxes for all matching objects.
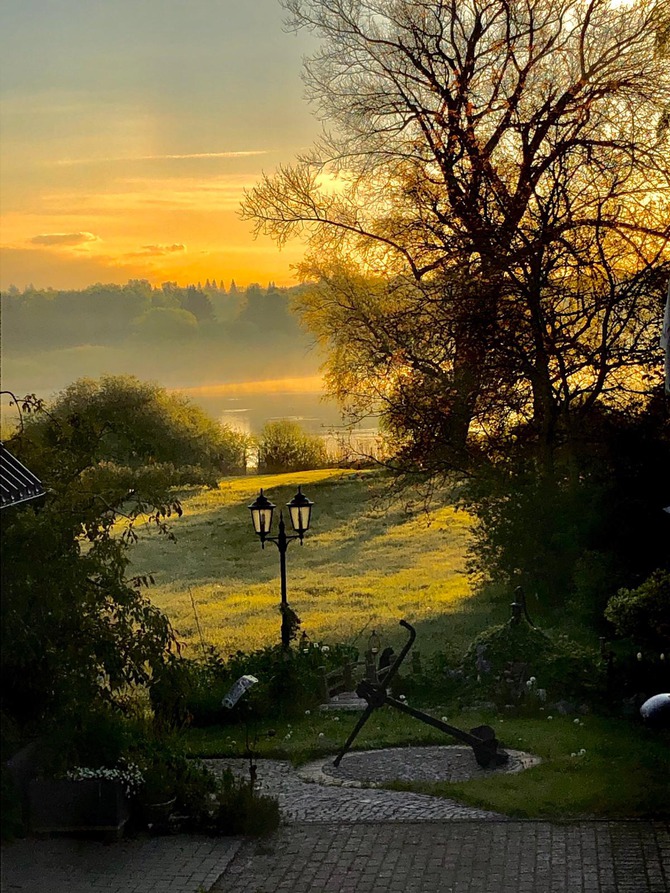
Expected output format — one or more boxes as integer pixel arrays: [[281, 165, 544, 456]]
[[208, 769, 280, 836], [257, 420, 328, 473], [461, 619, 603, 707], [25, 374, 249, 479], [605, 570, 670, 651], [149, 640, 360, 728]]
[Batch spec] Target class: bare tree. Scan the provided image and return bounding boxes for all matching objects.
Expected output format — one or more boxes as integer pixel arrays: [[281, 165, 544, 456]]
[[242, 0, 670, 471]]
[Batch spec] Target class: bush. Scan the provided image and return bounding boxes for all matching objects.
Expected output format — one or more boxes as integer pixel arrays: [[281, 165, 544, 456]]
[[605, 570, 670, 651], [257, 420, 328, 473], [460, 618, 603, 708], [208, 769, 280, 836], [461, 396, 670, 624], [149, 640, 360, 728], [26, 374, 249, 479]]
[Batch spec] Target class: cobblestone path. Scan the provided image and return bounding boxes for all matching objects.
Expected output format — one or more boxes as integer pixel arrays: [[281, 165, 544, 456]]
[[211, 820, 670, 893]]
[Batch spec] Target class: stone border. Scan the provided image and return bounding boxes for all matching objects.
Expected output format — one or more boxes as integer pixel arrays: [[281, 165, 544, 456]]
[[297, 746, 542, 788]]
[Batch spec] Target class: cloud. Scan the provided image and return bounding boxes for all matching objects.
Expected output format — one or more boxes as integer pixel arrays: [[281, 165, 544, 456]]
[[56, 151, 271, 166], [128, 243, 187, 258], [30, 231, 99, 247]]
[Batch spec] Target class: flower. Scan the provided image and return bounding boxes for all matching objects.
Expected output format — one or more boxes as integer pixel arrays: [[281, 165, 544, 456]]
[[547, 715, 553, 720], [333, 716, 340, 721], [399, 695, 407, 701], [321, 645, 330, 653], [305, 709, 311, 715], [318, 733, 325, 738], [574, 718, 580, 724], [579, 748, 586, 755], [441, 716, 448, 722], [65, 759, 144, 798]]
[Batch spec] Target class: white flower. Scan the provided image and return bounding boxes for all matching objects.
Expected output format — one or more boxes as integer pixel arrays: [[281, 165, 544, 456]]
[[399, 695, 407, 701], [65, 760, 144, 798], [321, 645, 330, 653], [571, 752, 577, 757], [579, 748, 586, 755], [574, 718, 580, 724], [305, 709, 311, 715], [284, 733, 292, 740], [333, 716, 340, 722], [441, 716, 448, 722], [318, 733, 325, 738], [547, 715, 553, 720], [529, 676, 537, 684]]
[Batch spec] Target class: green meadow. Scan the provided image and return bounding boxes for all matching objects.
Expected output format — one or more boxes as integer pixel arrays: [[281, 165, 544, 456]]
[[128, 468, 669, 821], [128, 468, 503, 658]]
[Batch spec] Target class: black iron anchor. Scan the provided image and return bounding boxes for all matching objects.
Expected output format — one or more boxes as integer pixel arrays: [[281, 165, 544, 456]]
[[333, 620, 509, 769]]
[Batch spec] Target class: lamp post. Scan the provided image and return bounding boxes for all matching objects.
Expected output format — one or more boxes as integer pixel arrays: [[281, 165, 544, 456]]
[[248, 486, 314, 650]]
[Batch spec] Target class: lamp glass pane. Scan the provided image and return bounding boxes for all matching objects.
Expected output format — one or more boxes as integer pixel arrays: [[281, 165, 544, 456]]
[[289, 503, 311, 533], [251, 506, 273, 535]]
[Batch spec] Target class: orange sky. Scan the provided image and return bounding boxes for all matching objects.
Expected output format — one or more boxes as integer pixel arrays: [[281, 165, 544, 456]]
[[0, 1, 318, 290]]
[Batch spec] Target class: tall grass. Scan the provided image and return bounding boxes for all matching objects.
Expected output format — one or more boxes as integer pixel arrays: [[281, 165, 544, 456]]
[[128, 469, 503, 658]]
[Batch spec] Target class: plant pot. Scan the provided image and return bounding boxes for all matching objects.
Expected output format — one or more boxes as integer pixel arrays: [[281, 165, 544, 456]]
[[138, 796, 177, 827]]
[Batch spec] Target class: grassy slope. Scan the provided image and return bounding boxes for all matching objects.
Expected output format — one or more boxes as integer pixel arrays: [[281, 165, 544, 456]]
[[128, 468, 669, 820], [128, 468, 504, 657]]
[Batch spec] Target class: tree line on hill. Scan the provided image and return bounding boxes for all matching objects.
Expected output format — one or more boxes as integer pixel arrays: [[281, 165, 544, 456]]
[[1, 279, 306, 352]]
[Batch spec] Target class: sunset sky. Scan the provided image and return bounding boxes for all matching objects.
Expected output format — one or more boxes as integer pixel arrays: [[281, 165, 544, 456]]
[[0, 0, 319, 290]]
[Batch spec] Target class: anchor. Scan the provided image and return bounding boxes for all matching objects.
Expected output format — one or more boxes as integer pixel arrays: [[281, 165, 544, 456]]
[[333, 620, 509, 769]]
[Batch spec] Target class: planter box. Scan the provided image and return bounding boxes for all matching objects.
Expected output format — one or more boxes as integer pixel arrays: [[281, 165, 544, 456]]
[[28, 779, 130, 835]]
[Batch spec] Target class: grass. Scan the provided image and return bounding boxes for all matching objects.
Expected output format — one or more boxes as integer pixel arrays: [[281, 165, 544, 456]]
[[128, 468, 503, 657], [180, 707, 670, 820], [129, 466, 669, 820]]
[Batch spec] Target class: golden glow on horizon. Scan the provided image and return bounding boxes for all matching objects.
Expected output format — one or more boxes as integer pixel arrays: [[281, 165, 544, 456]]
[[173, 376, 325, 398]]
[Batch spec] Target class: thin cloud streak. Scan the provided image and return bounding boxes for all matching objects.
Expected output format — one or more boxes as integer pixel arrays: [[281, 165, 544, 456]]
[[55, 151, 272, 166]]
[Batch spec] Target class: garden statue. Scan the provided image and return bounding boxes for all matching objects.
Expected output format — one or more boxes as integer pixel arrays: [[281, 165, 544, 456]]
[[334, 620, 509, 769]]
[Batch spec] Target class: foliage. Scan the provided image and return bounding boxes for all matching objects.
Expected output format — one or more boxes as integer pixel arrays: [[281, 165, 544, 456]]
[[243, 0, 670, 471], [1, 397, 181, 734], [257, 419, 329, 473], [150, 639, 360, 728], [23, 375, 248, 478], [460, 619, 603, 707], [461, 397, 670, 620], [605, 570, 670, 650], [206, 769, 280, 836]]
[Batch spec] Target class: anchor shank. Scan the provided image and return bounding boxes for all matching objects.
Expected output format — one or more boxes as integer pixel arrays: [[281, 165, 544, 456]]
[[385, 697, 482, 749]]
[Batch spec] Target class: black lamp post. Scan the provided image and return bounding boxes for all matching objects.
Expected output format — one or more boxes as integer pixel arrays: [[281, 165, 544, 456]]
[[248, 486, 314, 650]]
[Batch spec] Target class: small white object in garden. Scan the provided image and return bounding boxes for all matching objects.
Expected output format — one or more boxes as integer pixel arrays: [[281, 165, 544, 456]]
[[571, 752, 577, 757], [547, 715, 553, 720], [441, 716, 448, 722], [305, 709, 311, 715], [318, 732, 324, 738], [333, 716, 340, 721], [579, 748, 586, 755], [322, 645, 330, 653], [574, 718, 580, 724], [399, 695, 407, 701], [284, 733, 292, 740]]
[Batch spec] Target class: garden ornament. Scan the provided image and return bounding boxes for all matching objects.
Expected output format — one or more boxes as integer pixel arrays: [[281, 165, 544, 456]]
[[222, 674, 258, 709], [640, 693, 670, 730], [333, 620, 509, 769]]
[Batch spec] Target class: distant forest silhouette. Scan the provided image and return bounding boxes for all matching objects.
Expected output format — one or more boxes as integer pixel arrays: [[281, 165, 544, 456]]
[[1, 280, 322, 393]]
